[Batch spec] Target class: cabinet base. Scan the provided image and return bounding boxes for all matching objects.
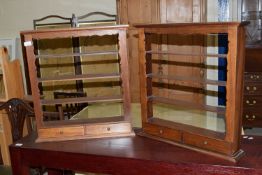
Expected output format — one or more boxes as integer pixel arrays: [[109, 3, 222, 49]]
[[137, 131, 245, 163], [36, 122, 135, 142]]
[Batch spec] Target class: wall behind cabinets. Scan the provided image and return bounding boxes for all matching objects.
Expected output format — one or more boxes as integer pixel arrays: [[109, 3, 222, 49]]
[[0, 0, 116, 38]]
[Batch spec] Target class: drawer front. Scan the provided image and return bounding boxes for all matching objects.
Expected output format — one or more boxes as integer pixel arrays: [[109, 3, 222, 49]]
[[143, 123, 182, 142], [243, 114, 262, 127], [38, 126, 85, 138], [245, 72, 262, 82], [244, 83, 262, 95], [84, 122, 132, 136], [243, 107, 262, 127], [243, 108, 262, 117], [243, 96, 262, 108], [183, 132, 232, 155]]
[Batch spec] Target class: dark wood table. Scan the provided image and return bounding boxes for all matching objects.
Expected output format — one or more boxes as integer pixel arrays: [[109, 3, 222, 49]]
[[9, 132, 262, 175]]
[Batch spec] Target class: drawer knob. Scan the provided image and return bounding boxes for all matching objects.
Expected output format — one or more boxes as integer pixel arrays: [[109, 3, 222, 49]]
[[107, 127, 111, 131], [246, 115, 256, 121], [159, 129, 163, 134], [204, 141, 208, 145], [59, 131, 64, 135], [246, 100, 256, 105], [246, 86, 257, 91], [250, 75, 260, 79]]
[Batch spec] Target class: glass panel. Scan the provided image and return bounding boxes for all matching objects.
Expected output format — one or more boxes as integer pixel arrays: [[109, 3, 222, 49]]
[[241, 0, 262, 44]]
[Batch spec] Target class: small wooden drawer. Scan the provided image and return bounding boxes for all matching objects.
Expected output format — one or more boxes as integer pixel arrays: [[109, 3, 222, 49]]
[[243, 113, 262, 127], [38, 126, 85, 139], [143, 123, 182, 142], [243, 96, 262, 108], [244, 84, 262, 95], [84, 122, 132, 136], [243, 112, 262, 121], [183, 132, 232, 155], [243, 107, 262, 127], [244, 73, 262, 82]]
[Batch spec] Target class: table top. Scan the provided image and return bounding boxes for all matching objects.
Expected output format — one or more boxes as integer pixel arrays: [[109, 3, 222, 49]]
[[13, 133, 262, 167]]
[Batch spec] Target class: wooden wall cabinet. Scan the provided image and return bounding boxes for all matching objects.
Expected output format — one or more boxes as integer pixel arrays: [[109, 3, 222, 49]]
[[0, 47, 25, 165], [21, 25, 134, 142], [136, 22, 247, 162]]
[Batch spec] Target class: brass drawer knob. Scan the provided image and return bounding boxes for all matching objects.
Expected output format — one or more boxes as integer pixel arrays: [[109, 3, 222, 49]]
[[204, 141, 208, 145], [250, 75, 260, 79], [246, 115, 256, 121], [246, 100, 256, 105], [246, 86, 257, 91], [159, 129, 163, 134]]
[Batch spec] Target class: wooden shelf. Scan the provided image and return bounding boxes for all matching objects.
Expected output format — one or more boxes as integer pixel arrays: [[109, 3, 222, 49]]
[[38, 73, 121, 82], [146, 50, 227, 58], [148, 73, 226, 86], [41, 95, 123, 105], [150, 96, 226, 114], [35, 50, 118, 59]]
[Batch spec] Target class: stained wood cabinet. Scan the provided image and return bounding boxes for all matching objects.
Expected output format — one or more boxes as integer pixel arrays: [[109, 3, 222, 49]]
[[21, 25, 134, 142], [117, 0, 207, 102], [136, 22, 247, 162]]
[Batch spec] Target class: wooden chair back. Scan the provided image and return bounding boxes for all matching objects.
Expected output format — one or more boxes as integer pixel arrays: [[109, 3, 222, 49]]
[[0, 98, 34, 142], [0, 98, 34, 175]]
